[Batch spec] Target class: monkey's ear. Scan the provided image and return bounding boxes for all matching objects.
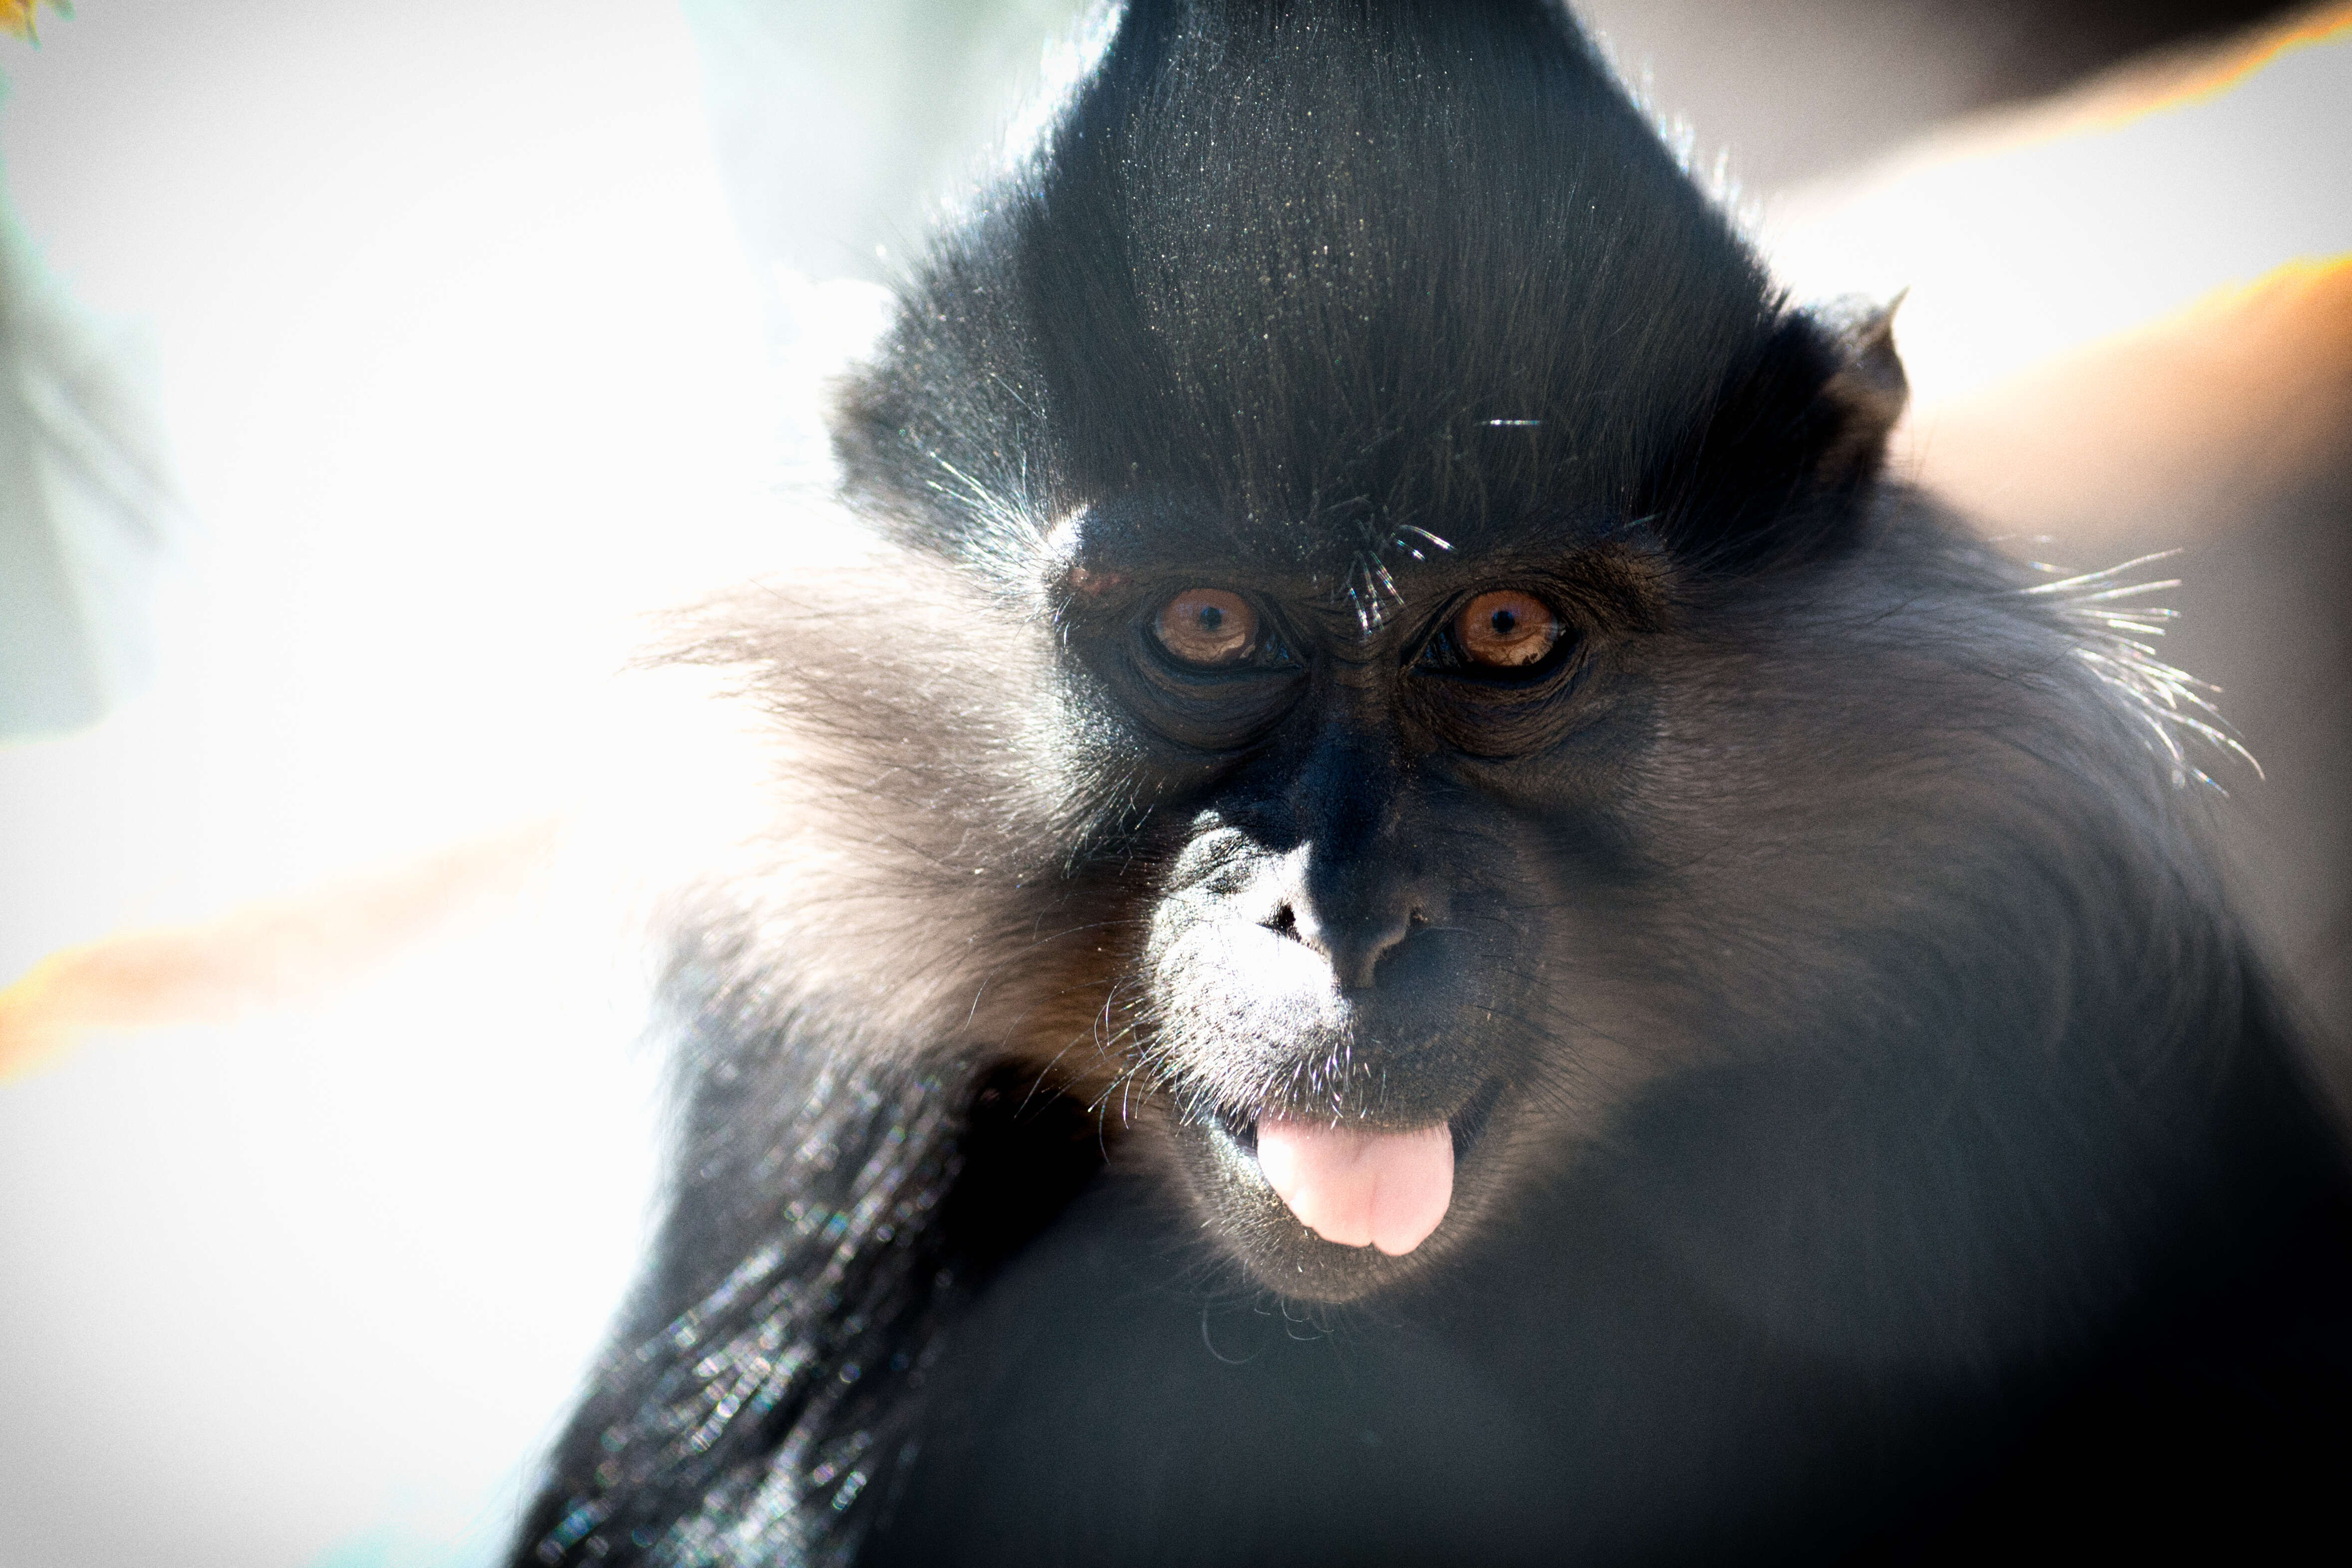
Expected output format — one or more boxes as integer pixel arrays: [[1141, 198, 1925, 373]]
[[1810, 292, 1909, 486], [1660, 292, 1911, 570]]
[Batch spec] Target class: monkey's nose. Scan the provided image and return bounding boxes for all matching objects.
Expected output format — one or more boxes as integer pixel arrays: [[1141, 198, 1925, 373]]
[[1268, 900, 1424, 992]]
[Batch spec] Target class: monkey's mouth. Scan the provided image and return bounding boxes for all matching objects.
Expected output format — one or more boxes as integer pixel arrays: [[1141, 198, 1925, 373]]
[[1191, 1080, 1503, 1293]]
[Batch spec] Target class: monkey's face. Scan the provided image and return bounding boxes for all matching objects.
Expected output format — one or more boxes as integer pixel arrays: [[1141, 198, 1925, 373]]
[[825, 0, 1913, 1306], [1051, 509, 1689, 1301]]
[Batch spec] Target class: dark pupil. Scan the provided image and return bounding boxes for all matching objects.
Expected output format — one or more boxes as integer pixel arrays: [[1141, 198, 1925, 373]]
[[1197, 605, 1224, 630], [1489, 609, 1518, 636]]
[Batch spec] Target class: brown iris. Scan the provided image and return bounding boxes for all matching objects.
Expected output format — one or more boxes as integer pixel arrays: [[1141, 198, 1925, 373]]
[[1155, 589, 1259, 667], [1454, 590, 1560, 668]]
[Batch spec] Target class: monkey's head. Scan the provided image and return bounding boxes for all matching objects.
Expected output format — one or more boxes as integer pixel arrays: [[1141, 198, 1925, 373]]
[[800, 0, 2013, 1307]]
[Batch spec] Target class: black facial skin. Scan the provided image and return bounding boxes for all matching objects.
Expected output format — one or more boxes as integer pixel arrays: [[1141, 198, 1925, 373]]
[[1056, 521, 1669, 1301], [512, 4, 2352, 1566]]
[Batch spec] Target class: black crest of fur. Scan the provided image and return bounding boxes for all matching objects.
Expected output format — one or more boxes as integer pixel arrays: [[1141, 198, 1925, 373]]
[[513, 4, 2351, 1566], [838, 0, 1893, 596]]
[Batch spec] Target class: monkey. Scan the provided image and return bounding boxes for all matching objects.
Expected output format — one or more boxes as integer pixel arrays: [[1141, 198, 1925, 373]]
[[511, 2, 2352, 1563]]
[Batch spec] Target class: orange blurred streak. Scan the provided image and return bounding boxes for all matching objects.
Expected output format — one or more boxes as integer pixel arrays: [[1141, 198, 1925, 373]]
[[0, 0, 66, 45], [1907, 254, 2352, 549], [2081, 1, 2352, 130], [0, 818, 561, 1080]]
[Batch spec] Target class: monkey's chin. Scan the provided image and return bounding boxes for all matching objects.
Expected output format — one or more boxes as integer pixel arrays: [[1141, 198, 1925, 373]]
[[1174, 1084, 1502, 1304]]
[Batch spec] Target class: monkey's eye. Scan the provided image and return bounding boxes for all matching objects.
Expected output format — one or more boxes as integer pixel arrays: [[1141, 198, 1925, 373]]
[[1453, 590, 1560, 668], [1154, 589, 1260, 668]]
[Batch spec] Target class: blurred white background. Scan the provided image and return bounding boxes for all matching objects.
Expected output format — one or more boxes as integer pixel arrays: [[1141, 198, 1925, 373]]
[[0, 5, 773, 1564]]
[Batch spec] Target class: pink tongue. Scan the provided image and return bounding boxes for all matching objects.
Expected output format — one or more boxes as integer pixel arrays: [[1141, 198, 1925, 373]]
[[1255, 1117, 1454, 1256]]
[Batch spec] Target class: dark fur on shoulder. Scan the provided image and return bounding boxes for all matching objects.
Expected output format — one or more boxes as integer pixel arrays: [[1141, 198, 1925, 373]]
[[514, 3, 2352, 1564]]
